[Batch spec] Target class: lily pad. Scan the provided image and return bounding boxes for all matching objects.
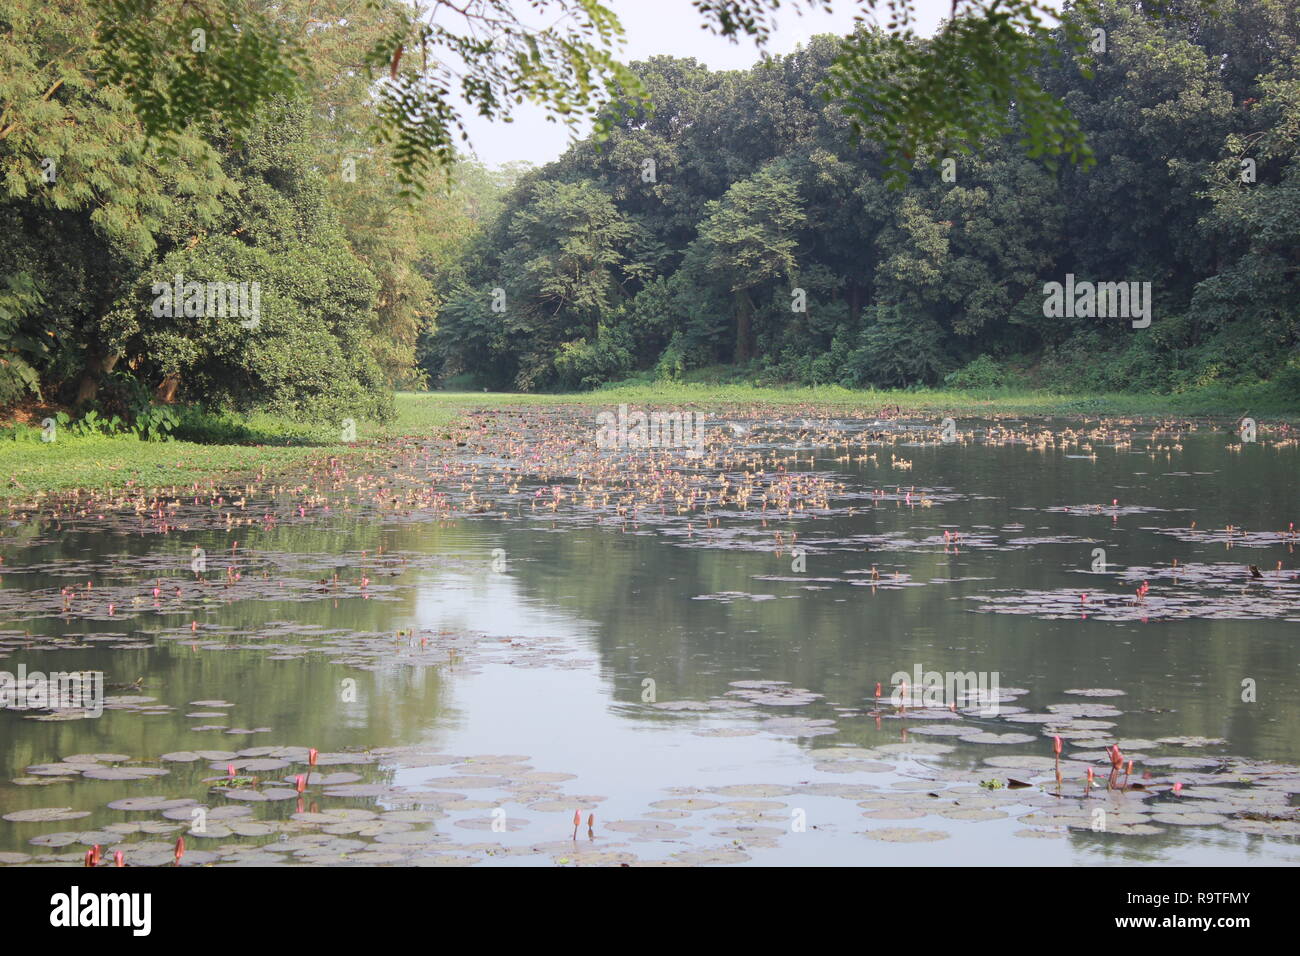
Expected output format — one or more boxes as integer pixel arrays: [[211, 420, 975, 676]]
[[3, 807, 91, 823], [863, 827, 949, 843]]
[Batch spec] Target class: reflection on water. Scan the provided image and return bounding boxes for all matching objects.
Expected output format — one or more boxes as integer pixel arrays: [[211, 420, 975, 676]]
[[1, 418, 1298, 865]]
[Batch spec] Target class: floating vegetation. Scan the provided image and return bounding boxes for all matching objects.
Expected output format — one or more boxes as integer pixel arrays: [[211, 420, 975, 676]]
[[1, 410, 1296, 866], [863, 827, 949, 843], [3, 807, 92, 823]]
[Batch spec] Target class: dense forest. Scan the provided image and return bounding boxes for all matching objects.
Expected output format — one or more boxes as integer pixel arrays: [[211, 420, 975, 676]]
[[1, 0, 514, 426], [2, 0, 1297, 430], [431, 0, 1300, 397]]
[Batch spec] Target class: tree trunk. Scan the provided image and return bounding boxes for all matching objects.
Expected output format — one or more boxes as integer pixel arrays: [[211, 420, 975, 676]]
[[155, 372, 181, 404], [733, 292, 753, 364], [74, 353, 120, 408], [847, 283, 865, 326]]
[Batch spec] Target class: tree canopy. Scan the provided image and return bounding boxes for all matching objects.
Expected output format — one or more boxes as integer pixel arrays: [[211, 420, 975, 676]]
[[429, 0, 1300, 397]]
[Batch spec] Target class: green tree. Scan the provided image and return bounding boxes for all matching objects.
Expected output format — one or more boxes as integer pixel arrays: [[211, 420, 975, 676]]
[[692, 163, 806, 363], [84, 1, 1221, 194]]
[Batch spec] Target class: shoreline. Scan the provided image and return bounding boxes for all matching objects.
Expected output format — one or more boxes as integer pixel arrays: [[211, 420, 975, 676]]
[[2, 387, 1294, 498]]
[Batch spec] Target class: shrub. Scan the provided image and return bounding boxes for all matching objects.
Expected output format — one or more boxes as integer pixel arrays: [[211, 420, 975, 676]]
[[944, 355, 1005, 390]]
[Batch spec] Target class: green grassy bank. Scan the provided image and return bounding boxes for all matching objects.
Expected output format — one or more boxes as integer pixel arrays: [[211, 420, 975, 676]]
[[3, 383, 1293, 497]]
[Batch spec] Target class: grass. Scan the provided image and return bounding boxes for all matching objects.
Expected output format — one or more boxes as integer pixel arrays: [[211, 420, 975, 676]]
[[0, 395, 475, 497], [3, 383, 1293, 497], [0, 434, 331, 496], [393, 381, 1298, 418]]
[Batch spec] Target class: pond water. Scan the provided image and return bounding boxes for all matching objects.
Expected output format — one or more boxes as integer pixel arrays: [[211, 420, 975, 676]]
[[2, 411, 1298, 866]]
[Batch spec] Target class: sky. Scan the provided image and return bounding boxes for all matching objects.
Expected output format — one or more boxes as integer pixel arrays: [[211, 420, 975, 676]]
[[453, 0, 984, 168]]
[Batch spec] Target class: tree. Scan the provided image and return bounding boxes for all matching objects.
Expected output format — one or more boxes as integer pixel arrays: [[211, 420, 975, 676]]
[[103, 98, 395, 422], [426, 1, 1299, 396], [434, 178, 639, 389], [82, 1, 1221, 195], [1, 0, 229, 408], [692, 163, 806, 363]]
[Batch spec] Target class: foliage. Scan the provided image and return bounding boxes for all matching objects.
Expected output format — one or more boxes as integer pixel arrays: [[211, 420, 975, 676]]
[[431, 0, 1299, 397], [945, 355, 1007, 390], [93, 0, 303, 144], [81, 1, 1220, 195], [0, 272, 44, 404], [552, 324, 634, 390]]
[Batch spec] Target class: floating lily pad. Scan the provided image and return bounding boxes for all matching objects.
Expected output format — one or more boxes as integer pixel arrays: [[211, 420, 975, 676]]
[[862, 807, 927, 820], [409, 853, 481, 867], [1046, 703, 1123, 718], [1142, 756, 1222, 769], [982, 756, 1057, 771], [1157, 736, 1227, 748], [650, 798, 721, 812], [1014, 828, 1066, 839], [63, 753, 132, 763], [554, 850, 638, 866], [106, 797, 197, 811], [960, 732, 1037, 745], [1150, 811, 1230, 825], [374, 829, 450, 844], [709, 784, 796, 798], [863, 827, 949, 843], [82, 766, 168, 781], [670, 847, 751, 865], [1223, 819, 1300, 837], [424, 775, 511, 789], [813, 759, 894, 773], [4, 807, 91, 823], [906, 724, 971, 736], [938, 807, 1009, 821]]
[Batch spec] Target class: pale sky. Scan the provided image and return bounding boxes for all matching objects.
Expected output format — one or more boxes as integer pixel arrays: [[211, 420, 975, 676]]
[[454, 0, 1050, 168]]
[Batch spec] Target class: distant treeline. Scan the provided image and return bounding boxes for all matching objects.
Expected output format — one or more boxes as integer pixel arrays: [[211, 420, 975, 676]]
[[427, 0, 1300, 397]]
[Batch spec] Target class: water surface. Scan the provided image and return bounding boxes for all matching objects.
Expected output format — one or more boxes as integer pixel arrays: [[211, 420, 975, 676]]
[[2, 413, 1297, 866]]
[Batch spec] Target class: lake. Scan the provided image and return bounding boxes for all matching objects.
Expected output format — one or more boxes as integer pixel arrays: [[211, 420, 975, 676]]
[[2, 409, 1297, 866]]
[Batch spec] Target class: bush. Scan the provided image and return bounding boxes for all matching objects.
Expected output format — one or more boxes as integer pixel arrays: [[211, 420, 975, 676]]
[[134, 405, 178, 442], [841, 306, 949, 388], [944, 355, 1005, 390], [551, 325, 634, 390], [653, 333, 688, 383]]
